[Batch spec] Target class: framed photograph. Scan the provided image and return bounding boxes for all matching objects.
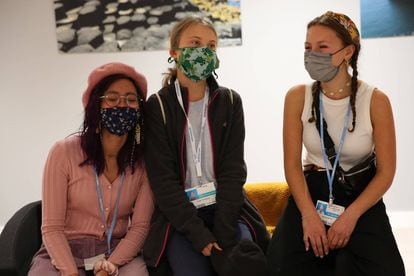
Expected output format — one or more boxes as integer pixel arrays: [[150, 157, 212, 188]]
[[361, 0, 414, 39], [54, 0, 242, 53]]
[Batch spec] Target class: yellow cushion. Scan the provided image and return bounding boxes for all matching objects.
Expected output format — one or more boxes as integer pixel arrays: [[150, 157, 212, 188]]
[[244, 182, 290, 234]]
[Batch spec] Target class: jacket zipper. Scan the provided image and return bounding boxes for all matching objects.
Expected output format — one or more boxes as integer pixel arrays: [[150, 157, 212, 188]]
[[154, 223, 171, 267], [180, 91, 190, 188], [208, 91, 219, 178]]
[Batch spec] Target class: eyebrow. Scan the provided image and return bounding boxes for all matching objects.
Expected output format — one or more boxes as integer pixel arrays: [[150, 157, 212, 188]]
[[305, 40, 329, 45], [105, 90, 137, 95], [188, 35, 217, 43]]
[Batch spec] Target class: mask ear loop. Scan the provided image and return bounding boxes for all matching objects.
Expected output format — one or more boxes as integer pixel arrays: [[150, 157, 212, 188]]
[[213, 70, 218, 79], [330, 45, 347, 56]]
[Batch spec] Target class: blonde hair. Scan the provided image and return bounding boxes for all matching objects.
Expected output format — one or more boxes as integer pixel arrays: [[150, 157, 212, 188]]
[[162, 16, 217, 87]]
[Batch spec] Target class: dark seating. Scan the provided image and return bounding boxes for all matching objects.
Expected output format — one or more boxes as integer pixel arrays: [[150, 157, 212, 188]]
[[0, 201, 42, 276], [0, 182, 290, 275]]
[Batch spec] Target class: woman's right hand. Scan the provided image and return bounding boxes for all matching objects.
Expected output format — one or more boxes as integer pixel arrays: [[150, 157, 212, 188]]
[[302, 212, 329, 258], [93, 259, 118, 276], [201, 242, 222, 256]]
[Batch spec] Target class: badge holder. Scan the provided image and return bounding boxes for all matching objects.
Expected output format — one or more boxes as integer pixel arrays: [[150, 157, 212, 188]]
[[84, 254, 106, 271], [185, 182, 216, 209], [316, 200, 345, 226]]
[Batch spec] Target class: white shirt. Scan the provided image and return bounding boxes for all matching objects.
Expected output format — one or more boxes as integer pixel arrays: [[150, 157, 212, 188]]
[[302, 81, 375, 171]]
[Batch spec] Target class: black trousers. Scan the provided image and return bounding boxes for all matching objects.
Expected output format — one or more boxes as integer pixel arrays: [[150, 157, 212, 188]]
[[267, 170, 405, 276]]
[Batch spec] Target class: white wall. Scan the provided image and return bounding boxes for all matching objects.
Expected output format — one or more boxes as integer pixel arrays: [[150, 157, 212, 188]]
[[1, 0, 413, 227]]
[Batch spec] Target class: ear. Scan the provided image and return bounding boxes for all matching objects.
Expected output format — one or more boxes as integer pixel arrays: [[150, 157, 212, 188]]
[[169, 49, 178, 60], [344, 44, 355, 62]]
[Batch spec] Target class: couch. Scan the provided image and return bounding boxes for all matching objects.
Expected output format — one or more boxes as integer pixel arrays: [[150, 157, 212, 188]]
[[0, 200, 42, 276], [0, 182, 289, 275], [244, 182, 289, 235]]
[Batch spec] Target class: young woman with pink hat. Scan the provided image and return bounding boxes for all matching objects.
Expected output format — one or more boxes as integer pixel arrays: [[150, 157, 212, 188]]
[[29, 62, 154, 276]]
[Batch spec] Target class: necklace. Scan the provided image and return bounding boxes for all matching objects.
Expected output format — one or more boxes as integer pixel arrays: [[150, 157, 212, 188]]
[[321, 82, 350, 96]]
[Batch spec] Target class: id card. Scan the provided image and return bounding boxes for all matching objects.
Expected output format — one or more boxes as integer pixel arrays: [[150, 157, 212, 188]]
[[84, 253, 105, 270], [185, 182, 216, 209], [316, 200, 345, 226]]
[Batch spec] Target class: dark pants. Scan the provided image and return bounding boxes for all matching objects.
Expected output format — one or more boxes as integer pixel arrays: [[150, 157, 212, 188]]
[[166, 205, 253, 276], [267, 170, 405, 276]]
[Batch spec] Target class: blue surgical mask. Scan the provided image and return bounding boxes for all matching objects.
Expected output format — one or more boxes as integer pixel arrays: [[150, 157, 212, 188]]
[[100, 107, 140, 136]]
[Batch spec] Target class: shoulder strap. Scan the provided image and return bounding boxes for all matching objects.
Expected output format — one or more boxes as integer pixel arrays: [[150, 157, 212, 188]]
[[155, 92, 166, 125], [315, 92, 338, 168]]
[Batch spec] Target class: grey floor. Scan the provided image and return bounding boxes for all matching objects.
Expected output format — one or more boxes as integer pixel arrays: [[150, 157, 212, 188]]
[[394, 227, 414, 275]]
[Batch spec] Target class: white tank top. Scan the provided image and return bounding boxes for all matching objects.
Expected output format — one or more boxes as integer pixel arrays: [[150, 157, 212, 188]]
[[302, 81, 375, 171]]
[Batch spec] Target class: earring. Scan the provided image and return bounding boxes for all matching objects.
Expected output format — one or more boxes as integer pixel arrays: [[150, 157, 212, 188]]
[[130, 137, 136, 169], [96, 121, 101, 134], [168, 56, 175, 63], [135, 124, 141, 145]]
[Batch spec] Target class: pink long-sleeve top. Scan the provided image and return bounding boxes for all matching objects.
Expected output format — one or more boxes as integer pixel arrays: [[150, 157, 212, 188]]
[[41, 135, 154, 275]]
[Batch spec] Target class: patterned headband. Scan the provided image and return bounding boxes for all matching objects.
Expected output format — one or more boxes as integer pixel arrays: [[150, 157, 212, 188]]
[[324, 11, 360, 42]]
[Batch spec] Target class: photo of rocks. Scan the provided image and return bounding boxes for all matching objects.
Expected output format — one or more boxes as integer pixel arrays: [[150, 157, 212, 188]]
[[361, 0, 414, 39], [54, 0, 242, 53]]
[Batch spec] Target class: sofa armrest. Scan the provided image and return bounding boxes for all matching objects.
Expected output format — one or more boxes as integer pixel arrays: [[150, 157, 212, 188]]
[[244, 182, 289, 234], [0, 200, 42, 276]]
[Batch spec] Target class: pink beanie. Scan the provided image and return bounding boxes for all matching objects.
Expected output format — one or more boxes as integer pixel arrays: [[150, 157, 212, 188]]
[[82, 62, 148, 107]]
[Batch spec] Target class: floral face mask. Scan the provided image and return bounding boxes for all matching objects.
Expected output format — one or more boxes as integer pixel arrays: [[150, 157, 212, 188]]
[[100, 107, 140, 136], [175, 46, 220, 82]]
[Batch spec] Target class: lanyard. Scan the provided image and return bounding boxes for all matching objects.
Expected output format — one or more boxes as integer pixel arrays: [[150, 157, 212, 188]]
[[174, 79, 209, 179], [319, 95, 351, 205], [94, 168, 125, 255]]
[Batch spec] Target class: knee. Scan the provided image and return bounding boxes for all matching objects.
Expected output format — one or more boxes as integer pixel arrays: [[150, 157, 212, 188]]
[[118, 257, 148, 276], [334, 248, 355, 274], [28, 254, 59, 276]]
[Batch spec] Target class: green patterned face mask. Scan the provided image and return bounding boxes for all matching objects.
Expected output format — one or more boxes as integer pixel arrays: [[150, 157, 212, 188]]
[[175, 46, 219, 81]]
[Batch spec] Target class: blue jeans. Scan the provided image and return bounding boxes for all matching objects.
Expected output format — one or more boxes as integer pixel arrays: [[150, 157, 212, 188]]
[[166, 206, 252, 276]]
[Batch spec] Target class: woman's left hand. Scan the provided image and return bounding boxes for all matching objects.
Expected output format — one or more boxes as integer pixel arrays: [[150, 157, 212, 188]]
[[93, 259, 119, 276], [327, 210, 358, 250], [201, 242, 222, 256]]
